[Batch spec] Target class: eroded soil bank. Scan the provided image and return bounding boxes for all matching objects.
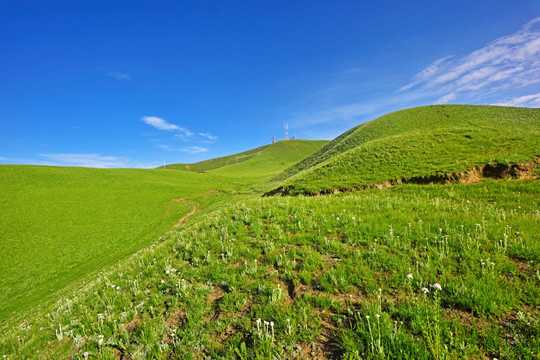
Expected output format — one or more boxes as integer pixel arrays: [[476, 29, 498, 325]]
[[267, 158, 539, 196]]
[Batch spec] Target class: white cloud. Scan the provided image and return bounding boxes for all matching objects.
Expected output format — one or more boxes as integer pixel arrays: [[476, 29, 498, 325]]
[[141, 116, 181, 131], [401, 17, 540, 100], [157, 145, 209, 154], [492, 93, 540, 107], [399, 56, 454, 92], [283, 18, 540, 135], [183, 146, 209, 154], [174, 128, 194, 141], [39, 153, 159, 168], [435, 93, 457, 104], [198, 132, 218, 141], [142, 116, 194, 140], [291, 102, 379, 127], [108, 72, 132, 80]]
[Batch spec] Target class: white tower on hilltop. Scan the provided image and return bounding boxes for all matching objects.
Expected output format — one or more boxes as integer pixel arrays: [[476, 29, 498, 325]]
[[285, 123, 289, 141]]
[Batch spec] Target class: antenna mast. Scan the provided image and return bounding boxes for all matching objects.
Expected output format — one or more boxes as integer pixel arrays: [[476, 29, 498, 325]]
[[272, 135, 276, 144], [284, 123, 289, 141]]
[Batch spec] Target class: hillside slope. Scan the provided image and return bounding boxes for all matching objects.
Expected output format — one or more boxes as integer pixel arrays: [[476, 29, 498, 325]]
[[0, 140, 326, 324], [270, 105, 540, 195], [166, 140, 328, 174], [1, 107, 539, 359], [3, 180, 538, 359], [165, 146, 269, 172]]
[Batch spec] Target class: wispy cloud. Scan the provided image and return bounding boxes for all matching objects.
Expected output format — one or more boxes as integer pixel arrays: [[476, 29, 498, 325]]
[[183, 146, 209, 154], [141, 116, 181, 131], [157, 145, 209, 154], [288, 17, 540, 137], [492, 92, 540, 107], [108, 72, 132, 80], [141, 116, 194, 140], [198, 132, 218, 141], [39, 153, 159, 168], [400, 17, 540, 103], [291, 102, 380, 128]]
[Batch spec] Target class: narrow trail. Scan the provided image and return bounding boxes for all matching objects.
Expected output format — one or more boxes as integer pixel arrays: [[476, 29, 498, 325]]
[[170, 199, 200, 229], [165, 189, 238, 231]]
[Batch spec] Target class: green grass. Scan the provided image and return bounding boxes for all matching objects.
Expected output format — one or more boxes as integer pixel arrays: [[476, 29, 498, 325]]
[[2, 180, 538, 359], [0, 140, 325, 323], [0, 166, 219, 322], [165, 145, 270, 172], [272, 105, 540, 195], [166, 140, 328, 174], [1, 106, 539, 359]]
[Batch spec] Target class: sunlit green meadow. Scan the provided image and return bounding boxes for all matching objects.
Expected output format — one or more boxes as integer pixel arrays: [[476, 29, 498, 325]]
[[1, 106, 539, 359], [0, 140, 325, 324], [273, 105, 540, 195], [2, 180, 538, 359]]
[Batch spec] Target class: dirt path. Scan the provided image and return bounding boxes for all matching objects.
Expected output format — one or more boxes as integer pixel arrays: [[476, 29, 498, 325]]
[[165, 189, 238, 230], [170, 199, 200, 229]]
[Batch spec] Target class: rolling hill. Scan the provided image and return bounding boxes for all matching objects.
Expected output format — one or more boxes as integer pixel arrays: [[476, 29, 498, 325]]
[[1, 107, 538, 359], [270, 105, 539, 195], [165, 140, 328, 175], [164, 146, 270, 172], [0, 140, 326, 323]]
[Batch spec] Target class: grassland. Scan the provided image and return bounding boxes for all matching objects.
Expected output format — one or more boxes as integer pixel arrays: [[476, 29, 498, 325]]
[[0, 106, 538, 359], [271, 105, 539, 195], [2, 181, 538, 359], [165, 146, 270, 172], [0, 140, 326, 324]]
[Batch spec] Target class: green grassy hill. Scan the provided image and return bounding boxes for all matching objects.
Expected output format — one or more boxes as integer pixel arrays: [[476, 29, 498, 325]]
[[271, 105, 539, 195], [166, 139, 328, 176], [0, 140, 325, 324], [165, 146, 270, 172], [1, 108, 538, 359]]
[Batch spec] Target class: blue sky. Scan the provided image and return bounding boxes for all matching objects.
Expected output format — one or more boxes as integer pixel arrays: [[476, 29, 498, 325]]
[[1, 1, 539, 168]]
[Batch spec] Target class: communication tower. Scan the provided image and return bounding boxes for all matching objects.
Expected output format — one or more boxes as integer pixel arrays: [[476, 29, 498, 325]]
[[285, 123, 289, 141]]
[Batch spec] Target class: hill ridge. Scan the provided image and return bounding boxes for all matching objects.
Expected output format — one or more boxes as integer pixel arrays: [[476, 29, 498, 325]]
[[269, 105, 540, 195], [266, 157, 539, 196]]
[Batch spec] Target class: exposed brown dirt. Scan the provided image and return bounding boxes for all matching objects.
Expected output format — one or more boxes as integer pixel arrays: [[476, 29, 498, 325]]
[[166, 308, 187, 327], [267, 158, 540, 196], [122, 314, 141, 333], [443, 308, 490, 332]]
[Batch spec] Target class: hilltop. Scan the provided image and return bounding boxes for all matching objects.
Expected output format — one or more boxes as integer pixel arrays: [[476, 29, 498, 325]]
[[164, 146, 269, 172], [165, 140, 328, 174], [269, 105, 540, 195]]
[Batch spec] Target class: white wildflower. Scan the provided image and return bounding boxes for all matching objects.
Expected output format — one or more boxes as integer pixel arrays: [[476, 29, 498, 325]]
[[406, 273, 413, 279], [430, 283, 442, 291], [98, 334, 104, 346], [421, 287, 429, 294]]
